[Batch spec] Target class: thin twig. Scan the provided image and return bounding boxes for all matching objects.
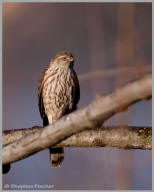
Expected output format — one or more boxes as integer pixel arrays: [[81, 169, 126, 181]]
[[78, 66, 151, 82]]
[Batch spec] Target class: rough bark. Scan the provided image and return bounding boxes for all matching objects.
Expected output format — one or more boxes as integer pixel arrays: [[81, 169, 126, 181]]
[[3, 126, 152, 149], [2, 74, 152, 165]]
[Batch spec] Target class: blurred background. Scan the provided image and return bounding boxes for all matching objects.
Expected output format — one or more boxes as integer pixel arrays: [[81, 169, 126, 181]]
[[3, 2, 152, 190]]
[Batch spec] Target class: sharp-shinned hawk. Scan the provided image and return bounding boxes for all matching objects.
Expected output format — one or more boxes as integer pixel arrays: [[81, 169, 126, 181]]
[[38, 51, 80, 167]]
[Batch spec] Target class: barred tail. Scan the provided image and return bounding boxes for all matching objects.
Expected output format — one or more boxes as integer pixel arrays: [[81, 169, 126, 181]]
[[49, 147, 64, 167]]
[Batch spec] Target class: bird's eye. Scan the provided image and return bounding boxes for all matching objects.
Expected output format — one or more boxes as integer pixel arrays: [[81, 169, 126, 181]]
[[63, 57, 67, 61]]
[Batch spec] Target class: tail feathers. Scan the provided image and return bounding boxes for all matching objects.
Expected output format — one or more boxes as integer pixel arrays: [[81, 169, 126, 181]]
[[49, 147, 64, 168]]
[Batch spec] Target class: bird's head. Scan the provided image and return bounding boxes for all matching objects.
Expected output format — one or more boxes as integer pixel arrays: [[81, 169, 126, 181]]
[[50, 51, 74, 69]]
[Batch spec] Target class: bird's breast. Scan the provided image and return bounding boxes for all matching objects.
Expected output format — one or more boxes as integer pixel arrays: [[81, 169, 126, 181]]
[[42, 68, 74, 115]]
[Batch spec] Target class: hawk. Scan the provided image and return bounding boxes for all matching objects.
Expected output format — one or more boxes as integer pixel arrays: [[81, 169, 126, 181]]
[[38, 51, 80, 167]]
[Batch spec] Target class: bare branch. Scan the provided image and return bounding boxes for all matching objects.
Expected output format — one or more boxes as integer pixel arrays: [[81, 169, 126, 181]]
[[3, 126, 152, 150], [2, 74, 152, 165], [3, 127, 41, 146]]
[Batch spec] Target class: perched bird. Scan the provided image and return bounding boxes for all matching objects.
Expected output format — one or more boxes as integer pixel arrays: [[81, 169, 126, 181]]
[[38, 51, 80, 167]]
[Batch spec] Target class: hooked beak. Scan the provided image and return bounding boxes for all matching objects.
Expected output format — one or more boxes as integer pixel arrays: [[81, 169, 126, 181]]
[[69, 56, 73, 62]]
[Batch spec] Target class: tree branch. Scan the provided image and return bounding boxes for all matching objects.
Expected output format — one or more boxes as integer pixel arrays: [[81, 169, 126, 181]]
[[3, 126, 152, 150], [2, 74, 152, 165]]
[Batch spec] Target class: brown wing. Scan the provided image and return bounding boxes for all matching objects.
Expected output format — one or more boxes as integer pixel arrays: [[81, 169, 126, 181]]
[[71, 69, 80, 111], [38, 68, 49, 126]]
